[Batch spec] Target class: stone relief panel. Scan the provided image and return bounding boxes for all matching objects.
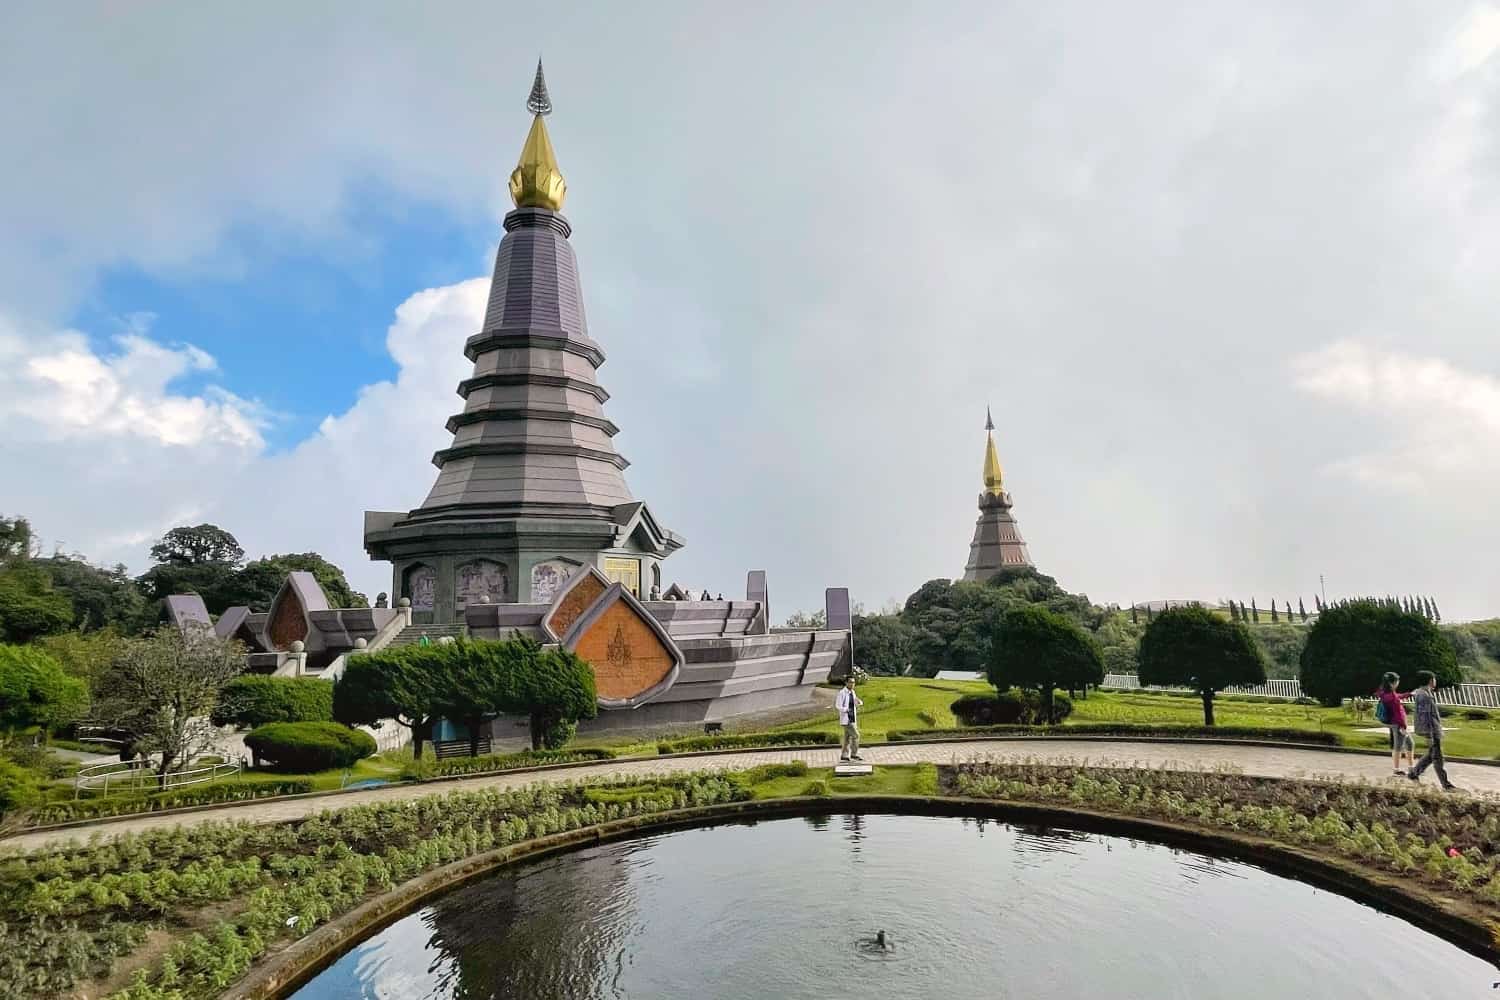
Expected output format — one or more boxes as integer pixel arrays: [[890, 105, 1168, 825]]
[[530, 560, 576, 604], [456, 559, 509, 607], [405, 564, 436, 612]]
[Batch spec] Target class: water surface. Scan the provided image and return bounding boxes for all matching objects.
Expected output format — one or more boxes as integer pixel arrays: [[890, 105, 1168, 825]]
[[293, 813, 1496, 999]]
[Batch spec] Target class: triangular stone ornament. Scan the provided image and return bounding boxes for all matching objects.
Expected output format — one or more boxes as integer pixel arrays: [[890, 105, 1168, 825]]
[[541, 564, 612, 642], [265, 571, 330, 651], [560, 581, 683, 709]]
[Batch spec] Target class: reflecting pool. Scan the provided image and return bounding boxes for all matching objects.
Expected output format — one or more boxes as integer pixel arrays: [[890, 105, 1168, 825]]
[[292, 813, 1495, 999]]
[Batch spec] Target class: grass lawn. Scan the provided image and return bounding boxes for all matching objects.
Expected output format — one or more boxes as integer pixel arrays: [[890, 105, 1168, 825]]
[[756, 677, 1500, 759], [748, 764, 936, 799]]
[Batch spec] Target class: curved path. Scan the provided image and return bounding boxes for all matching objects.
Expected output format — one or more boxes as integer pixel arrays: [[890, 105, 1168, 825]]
[[7, 739, 1496, 853]]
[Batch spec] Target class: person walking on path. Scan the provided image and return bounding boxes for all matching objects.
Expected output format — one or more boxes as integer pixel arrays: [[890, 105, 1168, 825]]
[[1408, 671, 1457, 791], [836, 676, 864, 762], [1375, 672, 1414, 776]]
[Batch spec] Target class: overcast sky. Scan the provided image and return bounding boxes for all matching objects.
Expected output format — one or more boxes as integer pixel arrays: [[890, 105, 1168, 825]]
[[1, 2, 1498, 620]]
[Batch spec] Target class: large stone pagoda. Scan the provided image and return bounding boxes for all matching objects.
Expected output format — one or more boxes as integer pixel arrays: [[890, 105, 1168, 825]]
[[961, 407, 1034, 581], [365, 62, 683, 622]]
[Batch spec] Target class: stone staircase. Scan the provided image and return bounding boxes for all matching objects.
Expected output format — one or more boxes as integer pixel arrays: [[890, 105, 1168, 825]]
[[389, 623, 468, 647]]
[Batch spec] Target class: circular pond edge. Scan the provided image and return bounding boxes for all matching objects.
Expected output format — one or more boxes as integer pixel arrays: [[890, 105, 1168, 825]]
[[223, 794, 1500, 1000]]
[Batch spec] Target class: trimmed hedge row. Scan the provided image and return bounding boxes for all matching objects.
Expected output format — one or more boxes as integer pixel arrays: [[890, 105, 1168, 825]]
[[211, 675, 334, 728], [950, 690, 1075, 726], [401, 747, 616, 780], [884, 723, 1344, 745], [657, 730, 839, 754], [26, 777, 315, 826], [245, 722, 377, 772]]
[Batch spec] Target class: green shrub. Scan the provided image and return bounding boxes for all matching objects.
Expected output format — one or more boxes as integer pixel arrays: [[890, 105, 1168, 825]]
[[656, 731, 838, 754], [0, 758, 42, 819], [538, 717, 577, 750], [911, 762, 939, 796], [1463, 708, 1491, 721], [400, 747, 615, 780], [25, 777, 314, 826], [245, 722, 376, 772], [729, 761, 809, 786], [883, 723, 1342, 745], [800, 779, 831, 797], [916, 709, 939, 728], [211, 675, 333, 728], [951, 691, 1027, 725]]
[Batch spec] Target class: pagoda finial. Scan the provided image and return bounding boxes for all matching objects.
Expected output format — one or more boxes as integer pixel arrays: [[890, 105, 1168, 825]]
[[527, 58, 552, 116], [982, 411, 1004, 496], [510, 60, 567, 211]]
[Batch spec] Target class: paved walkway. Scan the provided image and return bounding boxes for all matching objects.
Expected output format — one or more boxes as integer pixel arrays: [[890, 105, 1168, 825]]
[[7, 739, 1496, 853]]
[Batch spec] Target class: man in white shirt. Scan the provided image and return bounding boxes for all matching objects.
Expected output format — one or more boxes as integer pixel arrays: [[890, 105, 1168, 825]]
[[836, 676, 864, 762]]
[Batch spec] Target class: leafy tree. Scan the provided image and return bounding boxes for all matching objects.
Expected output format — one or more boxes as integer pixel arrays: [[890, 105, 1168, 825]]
[[852, 613, 914, 675], [211, 675, 334, 728], [334, 646, 443, 760], [149, 524, 245, 567], [0, 644, 89, 738], [221, 552, 369, 610], [135, 561, 239, 610], [1299, 600, 1460, 707], [504, 641, 597, 750], [37, 628, 129, 696], [0, 515, 37, 562], [91, 626, 244, 777], [32, 554, 150, 632], [0, 563, 74, 643], [987, 605, 1103, 723], [1443, 626, 1482, 668], [1137, 606, 1266, 725], [784, 609, 827, 628]]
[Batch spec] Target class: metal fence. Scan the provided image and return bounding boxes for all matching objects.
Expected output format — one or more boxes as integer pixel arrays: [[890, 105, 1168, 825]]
[[1101, 674, 1500, 709], [75, 758, 241, 798]]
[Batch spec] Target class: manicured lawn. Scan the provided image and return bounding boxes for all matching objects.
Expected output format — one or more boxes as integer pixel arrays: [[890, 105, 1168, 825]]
[[757, 677, 1500, 759], [748, 764, 936, 799]]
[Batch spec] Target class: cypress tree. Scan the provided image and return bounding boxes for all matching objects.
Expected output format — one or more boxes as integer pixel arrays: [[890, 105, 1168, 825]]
[[1131, 604, 1139, 624], [1271, 600, 1279, 623], [1251, 599, 1259, 623], [1433, 599, 1442, 622]]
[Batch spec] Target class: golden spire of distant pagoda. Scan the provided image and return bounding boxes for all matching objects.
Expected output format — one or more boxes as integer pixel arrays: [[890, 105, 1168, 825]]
[[982, 406, 1005, 496], [509, 59, 567, 211]]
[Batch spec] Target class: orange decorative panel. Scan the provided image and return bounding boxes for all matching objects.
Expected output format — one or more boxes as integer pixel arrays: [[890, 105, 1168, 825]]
[[547, 572, 607, 638], [573, 600, 674, 702], [267, 589, 308, 651]]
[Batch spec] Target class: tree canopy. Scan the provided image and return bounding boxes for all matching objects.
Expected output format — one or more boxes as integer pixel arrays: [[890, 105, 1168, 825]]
[[987, 604, 1103, 722], [852, 613, 915, 675], [149, 524, 245, 567], [333, 646, 443, 759], [1300, 600, 1461, 707], [0, 644, 89, 736], [222, 553, 369, 610], [0, 563, 74, 643], [212, 675, 335, 729], [1137, 606, 1266, 725], [32, 554, 149, 632]]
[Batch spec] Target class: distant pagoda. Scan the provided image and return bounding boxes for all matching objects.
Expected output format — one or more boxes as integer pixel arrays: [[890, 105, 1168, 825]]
[[364, 61, 683, 621], [961, 407, 1033, 581]]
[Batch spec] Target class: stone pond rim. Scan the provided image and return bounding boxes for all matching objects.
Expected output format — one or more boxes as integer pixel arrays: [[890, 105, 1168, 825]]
[[222, 795, 1500, 1000]]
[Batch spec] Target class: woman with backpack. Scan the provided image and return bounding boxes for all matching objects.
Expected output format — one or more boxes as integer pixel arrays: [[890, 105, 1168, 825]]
[[1375, 672, 1413, 776]]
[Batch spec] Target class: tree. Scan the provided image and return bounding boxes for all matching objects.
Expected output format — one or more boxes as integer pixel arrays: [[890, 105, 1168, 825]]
[[852, 613, 914, 675], [32, 554, 150, 632], [503, 639, 598, 749], [1432, 598, 1442, 622], [1270, 600, 1279, 623], [1131, 604, 1139, 624], [1299, 600, 1460, 707], [1137, 606, 1266, 726], [221, 553, 369, 611], [149, 524, 245, 567], [39, 627, 129, 695], [91, 626, 244, 778], [784, 609, 827, 628], [1250, 599, 1258, 623], [1298, 597, 1307, 622], [211, 675, 334, 728], [334, 646, 443, 760], [0, 563, 74, 643], [0, 644, 89, 738], [0, 515, 37, 562], [987, 605, 1103, 723]]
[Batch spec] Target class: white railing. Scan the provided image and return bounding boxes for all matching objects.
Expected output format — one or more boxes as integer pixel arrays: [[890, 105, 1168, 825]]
[[1102, 674, 1500, 709], [75, 758, 241, 798]]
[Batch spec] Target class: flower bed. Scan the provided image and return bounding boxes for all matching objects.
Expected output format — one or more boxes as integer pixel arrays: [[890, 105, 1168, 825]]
[[884, 723, 1342, 744], [400, 747, 616, 780], [25, 777, 317, 827], [656, 731, 838, 754], [1, 772, 749, 998]]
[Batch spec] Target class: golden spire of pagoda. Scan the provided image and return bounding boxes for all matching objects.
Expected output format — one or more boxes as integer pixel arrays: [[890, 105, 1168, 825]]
[[509, 59, 567, 211], [982, 406, 1005, 496]]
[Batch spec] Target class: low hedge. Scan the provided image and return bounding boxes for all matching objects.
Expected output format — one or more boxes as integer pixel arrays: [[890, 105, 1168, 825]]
[[245, 722, 377, 772], [657, 730, 839, 754], [25, 776, 315, 826], [951, 689, 1075, 726], [401, 747, 615, 780], [884, 723, 1343, 745]]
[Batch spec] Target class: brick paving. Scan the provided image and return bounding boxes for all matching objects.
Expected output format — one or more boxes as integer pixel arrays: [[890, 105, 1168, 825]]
[[7, 739, 1496, 854]]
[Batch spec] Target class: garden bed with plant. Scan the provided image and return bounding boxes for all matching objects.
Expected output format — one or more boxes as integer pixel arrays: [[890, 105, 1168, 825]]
[[884, 723, 1345, 745]]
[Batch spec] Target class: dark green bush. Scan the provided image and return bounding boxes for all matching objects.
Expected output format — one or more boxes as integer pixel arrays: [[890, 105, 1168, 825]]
[[0, 758, 42, 819], [656, 731, 838, 754], [1463, 708, 1491, 721], [884, 723, 1342, 745], [951, 691, 1028, 726], [401, 747, 615, 780], [245, 722, 377, 772], [211, 675, 333, 728]]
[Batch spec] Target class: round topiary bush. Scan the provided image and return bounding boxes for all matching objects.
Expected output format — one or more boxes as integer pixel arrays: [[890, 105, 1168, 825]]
[[951, 691, 1028, 726], [244, 721, 377, 772], [1300, 601, 1460, 707], [211, 675, 334, 729]]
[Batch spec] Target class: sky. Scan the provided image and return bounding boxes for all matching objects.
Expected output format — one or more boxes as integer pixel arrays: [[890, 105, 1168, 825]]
[[1, 2, 1498, 621]]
